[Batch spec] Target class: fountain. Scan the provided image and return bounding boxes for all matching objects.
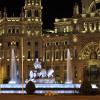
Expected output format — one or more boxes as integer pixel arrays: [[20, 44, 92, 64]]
[[65, 49, 73, 83], [9, 48, 19, 84], [0, 52, 98, 94], [25, 58, 55, 83]]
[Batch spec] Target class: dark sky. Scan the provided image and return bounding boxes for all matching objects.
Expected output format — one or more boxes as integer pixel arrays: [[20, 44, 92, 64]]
[[0, 0, 81, 29]]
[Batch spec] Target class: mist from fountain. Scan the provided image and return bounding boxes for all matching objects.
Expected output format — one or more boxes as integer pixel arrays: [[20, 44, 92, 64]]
[[9, 48, 18, 84], [65, 49, 73, 83]]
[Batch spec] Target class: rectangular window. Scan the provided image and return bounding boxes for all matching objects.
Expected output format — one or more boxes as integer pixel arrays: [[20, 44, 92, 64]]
[[16, 29, 19, 33], [27, 42, 31, 46], [28, 51, 31, 59], [35, 50, 38, 58], [55, 50, 60, 60], [8, 29, 11, 33], [46, 50, 50, 61], [64, 49, 67, 59], [16, 42, 19, 47], [12, 29, 15, 33]]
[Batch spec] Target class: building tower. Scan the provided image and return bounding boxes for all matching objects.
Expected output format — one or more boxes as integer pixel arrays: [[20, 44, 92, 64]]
[[24, 0, 42, 36], [73, 3, 80, 16]]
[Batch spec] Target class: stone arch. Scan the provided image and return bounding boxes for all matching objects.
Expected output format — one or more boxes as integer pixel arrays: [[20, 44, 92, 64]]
[[79, 42, 100, 60]]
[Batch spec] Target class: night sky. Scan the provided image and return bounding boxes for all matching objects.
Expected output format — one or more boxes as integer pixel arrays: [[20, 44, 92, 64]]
[[0, 0, 81, 29]]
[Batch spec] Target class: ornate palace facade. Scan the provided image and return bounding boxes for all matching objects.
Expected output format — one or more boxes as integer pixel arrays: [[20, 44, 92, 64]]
[[0, 0, 100, 84]]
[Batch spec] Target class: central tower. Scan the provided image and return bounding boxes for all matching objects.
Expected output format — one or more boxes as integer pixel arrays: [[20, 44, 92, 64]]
[[24, 0, 42, 36]]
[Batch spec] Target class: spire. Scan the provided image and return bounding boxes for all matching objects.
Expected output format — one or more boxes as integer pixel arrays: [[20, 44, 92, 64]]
[[0, 11, 2, 19], [25, 0, 27, 5], [73, 3, 80, 16], [13, 12, 15, 17], [3, 7, 7, 18], [20, 7, 25, 20]]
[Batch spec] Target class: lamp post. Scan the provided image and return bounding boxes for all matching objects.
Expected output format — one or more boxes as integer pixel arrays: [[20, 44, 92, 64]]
[[21, 37, 24, 93]]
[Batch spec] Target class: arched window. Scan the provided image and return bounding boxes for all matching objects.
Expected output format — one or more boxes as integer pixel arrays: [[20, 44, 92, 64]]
[[12, 29, 15, 33], [28, 51, 31, 58], [27, 42, 31, 46], [16, 42, 19, 47], [35, 50, 38, 58], [8, 29, 11, 33], [34, 10, 39, 17], [16, 29, 19, 33], [90, 51, 97, 59], [28, 10, 32, 17]]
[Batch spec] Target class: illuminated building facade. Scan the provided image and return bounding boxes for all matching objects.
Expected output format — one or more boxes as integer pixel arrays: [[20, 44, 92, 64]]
[[0, 0, 100, 84]]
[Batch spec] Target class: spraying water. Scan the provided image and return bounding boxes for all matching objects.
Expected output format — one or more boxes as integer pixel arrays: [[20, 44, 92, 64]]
[[9, 48, 18, 84], [65, 49, 73, 83]]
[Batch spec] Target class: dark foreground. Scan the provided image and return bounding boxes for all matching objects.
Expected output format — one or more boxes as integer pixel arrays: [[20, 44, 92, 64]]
[[0, 94, 100, 100]]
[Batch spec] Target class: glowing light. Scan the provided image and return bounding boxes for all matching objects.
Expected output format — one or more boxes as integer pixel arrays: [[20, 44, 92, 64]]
[[7, 59, 10, 61], [63, 18, 67, 21], [73, 19, 78, 24], [0, 43, 2, 46], [55, 28, 57, 33], [35, 18, 39, 21], [79, 80, 82, 83], [55, 18, 59, 22], [28, 18, 31, 21], [90, 12, 95, 17], [27, 59, 31, 61], [73, 35, 78, 43]]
